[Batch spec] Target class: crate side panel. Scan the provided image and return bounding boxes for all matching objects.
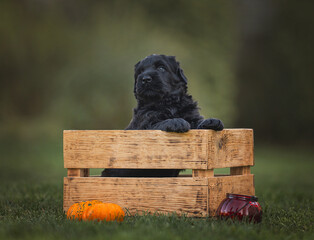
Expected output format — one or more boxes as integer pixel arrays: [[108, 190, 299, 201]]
[[64, 130, 208, 169], [207, 174, 255, 216], [63, 177, 208, 217], [208, 129, 254, 168]]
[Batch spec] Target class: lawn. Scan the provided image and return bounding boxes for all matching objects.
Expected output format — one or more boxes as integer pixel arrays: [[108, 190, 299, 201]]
[[0, 137, 313, 240]]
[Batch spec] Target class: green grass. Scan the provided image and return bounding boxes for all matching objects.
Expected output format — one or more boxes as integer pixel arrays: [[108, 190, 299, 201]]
[[0, 138, 313, 240]]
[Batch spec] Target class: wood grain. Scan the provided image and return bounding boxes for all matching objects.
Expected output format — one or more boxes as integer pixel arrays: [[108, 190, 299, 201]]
[[63, 177, 209, 217], [207, 174, 255, 216], [64, 129, 254, 169], [192, 169, 214, 178], [64, 130, 208, 169], [67, 168, 90, 177], [63, 175, 255, 217], [230, 166, 251, 175], [207, 129, 254, 169]]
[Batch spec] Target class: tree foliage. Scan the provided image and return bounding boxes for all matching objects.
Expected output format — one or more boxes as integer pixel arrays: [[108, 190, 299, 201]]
[[0, 0, 312, 144]]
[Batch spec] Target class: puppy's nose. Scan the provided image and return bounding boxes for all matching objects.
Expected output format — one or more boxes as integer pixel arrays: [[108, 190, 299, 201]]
[[142, 75, 152, 84]]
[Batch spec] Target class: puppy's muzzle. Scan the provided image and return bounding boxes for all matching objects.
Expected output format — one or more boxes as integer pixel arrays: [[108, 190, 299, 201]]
[[141, 75, 152, 84]]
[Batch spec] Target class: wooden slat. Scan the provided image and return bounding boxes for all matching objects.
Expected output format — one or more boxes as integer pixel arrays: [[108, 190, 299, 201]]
[[67, 168, 90, 177], [64, 129, 253, 169], [63, 177, 208, 217], [230, 166, 251, 175], [207, 129, 254, 169], [207, 174, 255, 216], [192, 169, 214, 178], [64, 130, 208, 169]]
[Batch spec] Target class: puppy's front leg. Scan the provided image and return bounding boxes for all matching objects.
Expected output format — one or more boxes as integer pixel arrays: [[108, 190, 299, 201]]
[[197, 118, 224, 131], [153, 118, 190, 133]]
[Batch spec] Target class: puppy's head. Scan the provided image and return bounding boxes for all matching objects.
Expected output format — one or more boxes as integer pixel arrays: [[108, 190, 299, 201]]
[[133, 54, 188, 101]]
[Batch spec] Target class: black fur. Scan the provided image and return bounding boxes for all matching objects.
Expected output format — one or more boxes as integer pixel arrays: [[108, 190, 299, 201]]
[[102, 54, 223, 177]]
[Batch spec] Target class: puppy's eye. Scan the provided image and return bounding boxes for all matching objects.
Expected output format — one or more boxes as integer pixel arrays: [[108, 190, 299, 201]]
[[157, 65, 166, 72]]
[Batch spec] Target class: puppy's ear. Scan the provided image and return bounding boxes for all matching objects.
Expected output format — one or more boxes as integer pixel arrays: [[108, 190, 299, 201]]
[[177, 67, 188, 84], [133, 61, 141, 99], [134, 61, 140, 70], [167, 56, 188, 84], [134, 61, 140, 77]]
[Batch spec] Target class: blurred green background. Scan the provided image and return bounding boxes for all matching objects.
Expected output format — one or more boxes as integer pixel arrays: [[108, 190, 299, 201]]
[[1, 0, 313, 179]]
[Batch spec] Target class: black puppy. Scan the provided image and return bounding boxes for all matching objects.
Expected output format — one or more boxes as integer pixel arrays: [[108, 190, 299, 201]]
[[102, 54, 223, 177]]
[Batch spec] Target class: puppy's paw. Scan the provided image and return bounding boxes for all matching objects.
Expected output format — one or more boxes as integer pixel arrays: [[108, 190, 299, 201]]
[[154, 118, 190, 133], [197, 118, 224, 131]]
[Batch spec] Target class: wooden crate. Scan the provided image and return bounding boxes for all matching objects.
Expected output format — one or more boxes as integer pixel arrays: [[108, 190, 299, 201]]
[[63, 129, 254, 217]]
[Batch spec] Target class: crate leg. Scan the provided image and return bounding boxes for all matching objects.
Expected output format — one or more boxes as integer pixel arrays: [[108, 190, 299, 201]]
[[67, 168, 90, 177], [192, 169, 214, 177], [230, 166, 250, 175]]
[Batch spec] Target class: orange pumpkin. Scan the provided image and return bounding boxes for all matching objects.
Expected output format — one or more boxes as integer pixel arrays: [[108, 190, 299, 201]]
[[66, 202, 80, 219], [67, 200, 103, 220], [82, 203, 125, 222]]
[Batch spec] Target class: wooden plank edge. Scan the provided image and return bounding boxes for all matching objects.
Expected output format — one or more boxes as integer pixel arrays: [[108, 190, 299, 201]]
[[207, 174, 255, 216]]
